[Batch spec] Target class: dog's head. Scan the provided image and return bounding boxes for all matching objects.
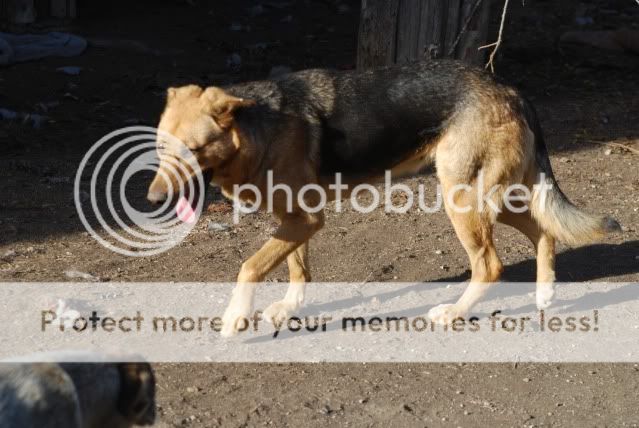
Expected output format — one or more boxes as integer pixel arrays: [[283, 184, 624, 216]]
[[146, 85, 255, 205]]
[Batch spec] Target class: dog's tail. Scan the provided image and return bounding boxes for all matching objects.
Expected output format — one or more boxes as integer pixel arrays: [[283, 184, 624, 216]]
[[523, 99, 621, 246]]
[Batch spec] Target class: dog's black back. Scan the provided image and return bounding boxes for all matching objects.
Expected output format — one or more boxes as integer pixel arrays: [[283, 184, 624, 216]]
[[226, 61, 493, 177]]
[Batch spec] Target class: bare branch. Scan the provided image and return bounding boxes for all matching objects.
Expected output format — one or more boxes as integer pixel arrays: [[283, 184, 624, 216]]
[[479, 0, 510, 73]]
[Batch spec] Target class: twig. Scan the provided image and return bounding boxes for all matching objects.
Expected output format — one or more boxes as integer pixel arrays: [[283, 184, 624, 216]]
[[448, 0, 484, 56], [586, 139, 639, 155], [478, 0, 510, 73]]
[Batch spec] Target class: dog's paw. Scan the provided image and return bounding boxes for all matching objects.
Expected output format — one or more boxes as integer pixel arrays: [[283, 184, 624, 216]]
[[221, 307, 251, 337], [428, 304, 467, 325], [263, 300, 299, 328], [536, 284, 555, 310]]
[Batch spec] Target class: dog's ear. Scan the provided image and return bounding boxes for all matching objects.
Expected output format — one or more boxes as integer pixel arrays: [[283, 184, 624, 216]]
[[203, 87, 255, 129], [166, 87, 178, 102], [166, 85, 204, 104], [117, 362, 156, 426]]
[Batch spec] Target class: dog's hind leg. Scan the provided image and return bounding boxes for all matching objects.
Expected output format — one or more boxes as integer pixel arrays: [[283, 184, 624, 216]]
[[498, 210, 556, 309], [428, 201, 504, 324], [262, 242, 311, 327], [428, 138, 506, 324], [221, 212, 323, 337]]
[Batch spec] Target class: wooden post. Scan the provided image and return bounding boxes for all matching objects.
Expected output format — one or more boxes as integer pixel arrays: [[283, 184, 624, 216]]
[[357, 0, 492, 69], [357, 0, 400, 69]]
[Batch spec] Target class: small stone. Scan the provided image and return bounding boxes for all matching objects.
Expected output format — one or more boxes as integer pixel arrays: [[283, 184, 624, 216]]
[[64, 270, 99, 282], [435, 250, 443, 255], [559, 157, 570, 163], [207, 221, 231, 233], [604, 148, 612, 156], [1, 250, 16, 262], [523, 377, 531, 382]]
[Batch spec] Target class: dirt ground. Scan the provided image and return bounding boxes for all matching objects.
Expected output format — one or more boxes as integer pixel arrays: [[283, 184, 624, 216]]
[[1, 0, 638, 426]]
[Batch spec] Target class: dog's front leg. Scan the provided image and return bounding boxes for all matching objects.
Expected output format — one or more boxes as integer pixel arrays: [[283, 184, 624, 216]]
[[221, 212, 323, 337], [263, 242, 310, 327]]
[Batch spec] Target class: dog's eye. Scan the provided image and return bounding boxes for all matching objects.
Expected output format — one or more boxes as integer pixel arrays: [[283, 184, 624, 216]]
[[192, 144, 207, 152]]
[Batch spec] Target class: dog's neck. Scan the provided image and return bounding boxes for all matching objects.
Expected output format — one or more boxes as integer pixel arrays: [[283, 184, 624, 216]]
[[213, 125, 265, 197]]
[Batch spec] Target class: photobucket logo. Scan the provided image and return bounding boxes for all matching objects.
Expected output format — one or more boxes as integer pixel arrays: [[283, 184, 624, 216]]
[[74, 126, 205, 256], [232, 170, 552, 223]]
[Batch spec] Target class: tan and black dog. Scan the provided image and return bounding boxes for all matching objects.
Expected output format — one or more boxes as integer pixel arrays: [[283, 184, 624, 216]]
[[146, 60, 620, 336]]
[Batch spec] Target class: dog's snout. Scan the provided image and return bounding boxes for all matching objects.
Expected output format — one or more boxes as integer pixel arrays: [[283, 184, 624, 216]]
[[147, 190, 167, 204]]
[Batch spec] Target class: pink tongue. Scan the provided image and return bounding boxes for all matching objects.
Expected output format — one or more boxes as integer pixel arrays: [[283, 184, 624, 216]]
[[176, 196, 196, 224]]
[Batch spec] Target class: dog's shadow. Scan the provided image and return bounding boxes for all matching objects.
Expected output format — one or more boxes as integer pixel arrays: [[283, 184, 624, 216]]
[[244, 240, 639, 343]]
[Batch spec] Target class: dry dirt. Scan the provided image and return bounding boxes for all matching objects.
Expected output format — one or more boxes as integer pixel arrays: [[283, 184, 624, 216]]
[[1, 0, 638, 426]]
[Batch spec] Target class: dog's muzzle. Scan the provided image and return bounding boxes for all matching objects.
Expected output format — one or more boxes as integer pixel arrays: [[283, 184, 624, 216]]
[[146, 190, 167, 204]]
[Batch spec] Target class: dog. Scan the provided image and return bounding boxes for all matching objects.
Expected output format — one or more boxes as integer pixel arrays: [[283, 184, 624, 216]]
[[0, 360, 155, 427], [146, 60, 620, 336]]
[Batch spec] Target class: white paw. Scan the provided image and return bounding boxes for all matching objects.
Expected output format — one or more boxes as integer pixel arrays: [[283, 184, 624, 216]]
[[263, 300, 300, 328], [536, 284, 555, 310], [221, 305, 251, 337], [428, 303, 467, 325]]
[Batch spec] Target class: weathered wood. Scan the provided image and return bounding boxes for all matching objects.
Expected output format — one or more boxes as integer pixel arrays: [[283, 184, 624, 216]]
[[443, 0, 462, 55], [396, 0, 422, 63], [357, 0, 400, 69], [357, 0, 491, 69], [417, 0, 447, 60], [456, 0, 491, 65]]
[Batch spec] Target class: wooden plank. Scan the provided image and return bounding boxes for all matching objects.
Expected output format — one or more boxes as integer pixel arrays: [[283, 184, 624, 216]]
[[418, 0, 448, 60], [444, 0, 462, 56], [396, 0, 422, 64], [456, 0, 491, 65], [357, 0, 492, 67], [357, 0, 400, 69]]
